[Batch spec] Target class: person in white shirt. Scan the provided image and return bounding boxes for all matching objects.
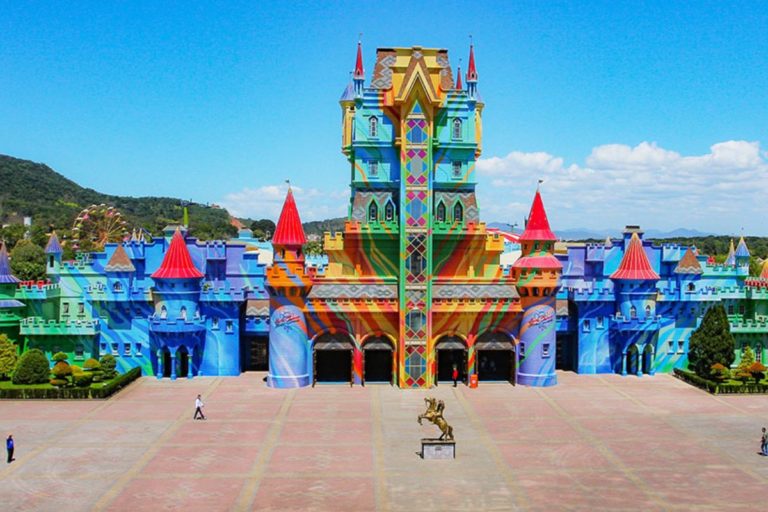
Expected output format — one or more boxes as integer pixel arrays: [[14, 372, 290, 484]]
[[194, 394, 206, 420]]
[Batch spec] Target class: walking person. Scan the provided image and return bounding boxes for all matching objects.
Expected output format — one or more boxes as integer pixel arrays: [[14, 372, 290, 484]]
[[194, 394, 206, 420], [6, 434, 14, 463], [761, 427, 767, 456], [452, 364, 459, 387]]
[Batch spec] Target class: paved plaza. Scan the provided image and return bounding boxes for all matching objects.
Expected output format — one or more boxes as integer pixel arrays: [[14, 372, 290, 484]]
[[1, 372, 767, 511]]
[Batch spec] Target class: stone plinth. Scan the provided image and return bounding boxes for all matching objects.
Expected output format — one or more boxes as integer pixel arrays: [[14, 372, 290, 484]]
[[421, 439, 455, 459]]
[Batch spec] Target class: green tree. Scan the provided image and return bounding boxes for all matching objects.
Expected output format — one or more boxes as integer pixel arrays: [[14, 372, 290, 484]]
[[688, 305, 735, 378], [0, 334, 19, 380], [12, 348, 51, 384], [0, 224, 26, 249], [735, 346, 756, 384], [10, 239, 46, 281], [250, 219, 276, 240], [99, 354, 118, 379]]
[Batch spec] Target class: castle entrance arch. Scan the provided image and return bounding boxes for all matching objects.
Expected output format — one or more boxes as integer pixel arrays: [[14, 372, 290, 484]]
[[363, 336, 394, 384], [313, 333, 353, 385], [475, 331, 516, 384], [435, 335, 467, 385]]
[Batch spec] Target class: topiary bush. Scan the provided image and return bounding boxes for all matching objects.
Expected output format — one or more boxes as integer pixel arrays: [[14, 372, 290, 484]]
[[99, 354, 117, 379], [12, 348, 51, 385], [49, 378, 68, 387], [710, 363, 731, 383], [74, 373, 93, 387], [83, 358, 100, 371], [0, 334, 19, 380], [71, 365, 84, 376], [52, 352, 68, 363], [749, 362, 766, 383]]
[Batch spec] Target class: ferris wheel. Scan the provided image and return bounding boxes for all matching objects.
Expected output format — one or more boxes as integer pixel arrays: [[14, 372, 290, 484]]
[[71, 204, 129, 252]]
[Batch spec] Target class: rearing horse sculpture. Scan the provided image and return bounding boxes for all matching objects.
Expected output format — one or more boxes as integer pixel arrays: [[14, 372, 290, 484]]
[[417, 397, 454, 441]]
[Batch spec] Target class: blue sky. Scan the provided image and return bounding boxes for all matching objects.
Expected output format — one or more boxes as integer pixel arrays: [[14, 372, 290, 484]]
[[1, 1, 766, 234]]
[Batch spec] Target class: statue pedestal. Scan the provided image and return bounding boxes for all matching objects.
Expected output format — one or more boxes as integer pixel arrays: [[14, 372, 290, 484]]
[[421, 439, 455, 459]]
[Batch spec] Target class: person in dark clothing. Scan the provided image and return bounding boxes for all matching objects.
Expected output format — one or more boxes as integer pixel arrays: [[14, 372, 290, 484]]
[[761, 427, 767, 456], [194, 394, 206, 420], [7, 434, 14, 463], [452, 365, 459, 387]]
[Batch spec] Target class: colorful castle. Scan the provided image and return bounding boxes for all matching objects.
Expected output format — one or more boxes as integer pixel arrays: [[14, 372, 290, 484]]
[[1, 43, 766, 387]]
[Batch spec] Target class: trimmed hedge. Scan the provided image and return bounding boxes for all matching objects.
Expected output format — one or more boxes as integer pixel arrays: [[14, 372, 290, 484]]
[[673, 368, 768, 394], [0, 367, 142, 399]]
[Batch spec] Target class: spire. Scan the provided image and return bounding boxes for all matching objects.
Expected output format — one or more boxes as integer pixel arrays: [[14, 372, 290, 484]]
[[674, 247, 703, 275], [735, 236, 750, 258], [610, 233, 660, 280], [45, 231, 63, 254], [604, 236, 613, 248], [0, 242, 19, 284], [105, 244, 136, 273], [151, 229, 203, 279], [724, 239, 736, 266], [761, 259, 768, 279], [354, 40, 364, 79], [519, 190, 557, 241], [272, 187, 306, 247], [466, 41, 477, 81], [455, 65, 463, 90]]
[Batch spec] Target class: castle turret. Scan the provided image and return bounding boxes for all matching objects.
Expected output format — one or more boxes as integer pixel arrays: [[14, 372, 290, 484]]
[[0, 242, 24, 342], [674, 247, 703, 295], [724, 239, 736, 267], [512, 190, 561, 386], [266, 187, 312, 388], [150, 229, 205, 379], [735, 236, 750, 272], [353, 40, 365, 97], [104, 244, 136, 296], [610, 231, 660, 376], [466, 43, 478, 100], [45, 231, 63, 280]]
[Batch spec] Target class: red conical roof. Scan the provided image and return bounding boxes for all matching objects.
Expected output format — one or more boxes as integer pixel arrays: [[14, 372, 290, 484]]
[[151, 230, 204, 279], [354, 41, 364, 79], [611, 233, 660, 280], [466, 44, 477, 81], [760, 260, 768, 279], [519, 190, 557, 241], [455, 66, 463, 90], [272, 188, 306, 247]]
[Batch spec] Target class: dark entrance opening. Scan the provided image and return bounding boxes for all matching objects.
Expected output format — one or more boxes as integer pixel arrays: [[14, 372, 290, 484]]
[[475, 332, 515, 383], [642, 344, 653, 374], [313, 334, 353, 384], [363, 337, 393, 384], [162, 349, 172, 378], [556, 333, 577, 371], [241, 335, 269, 371], [178, 346, 189, 378], [626, 345, 639, 375], [436, 336, 467, 385]]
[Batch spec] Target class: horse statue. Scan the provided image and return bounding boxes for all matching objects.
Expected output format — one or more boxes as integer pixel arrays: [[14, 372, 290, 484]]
[[417, 397, 454, 441]]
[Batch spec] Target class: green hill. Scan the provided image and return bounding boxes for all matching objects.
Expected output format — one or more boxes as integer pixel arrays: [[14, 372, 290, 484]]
[[0, 154, 236, 242]]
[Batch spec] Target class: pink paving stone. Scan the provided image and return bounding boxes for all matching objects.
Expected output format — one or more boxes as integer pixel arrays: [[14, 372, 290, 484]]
[[14, 444, 150, 478], [578, 417, 680, 439], [602, 437, 726, 468], [0, 400, 101, 420], [95, 400, 188, 421], [268, 444, 373, 474], [280, 418, 372, 445], [143, 445, 262, 475], [168, 420, 272, 445], [483, 417, 581, 442], [109, 477, 246, 512], [205, 399, 286, 421], [1, 476, 107, 512], [499, 441, 614, 470], [253, 477, 375, 512]]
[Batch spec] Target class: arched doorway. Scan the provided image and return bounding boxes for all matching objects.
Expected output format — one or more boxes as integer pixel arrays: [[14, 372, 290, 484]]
[[178, 346, 190, 378], [363, 336, 394, 384], [435, 336, 467, 385], [626, 344, 639, 375], [642, 344, 654, 375], [313, 333, 353, 385], [161, 348, 172, 378], [475, 332, 516, 384]]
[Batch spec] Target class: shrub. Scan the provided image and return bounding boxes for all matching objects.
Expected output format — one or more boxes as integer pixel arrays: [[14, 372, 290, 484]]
[[735, 347, 757, 385], [99, 354, 117, 379], [52, 352, 68, 363], [71, 365, 84, 376], [710, 363, 731, 383], [749, 362, 767, 383], [49, 378, 68, 387], [74, 373, 93, 387], [12, 349, 51, 385], [0, 334, 19, 380], [83, 358, 100, 371], [688, 305, 735, 378], [51, 361, 72, 378]]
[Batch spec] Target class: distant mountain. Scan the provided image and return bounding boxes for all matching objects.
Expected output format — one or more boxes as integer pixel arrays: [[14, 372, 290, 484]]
[[302, 217, 346, 237], [486, 222, 717, 241], [0, 154, 235, 240]]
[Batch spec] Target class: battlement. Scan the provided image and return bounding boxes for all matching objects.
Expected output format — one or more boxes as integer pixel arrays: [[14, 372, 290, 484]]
[[20, 317, 99, 335], [200, 284, 246, 301], [16, 281, 60, 300], [148, 314, 207, 333], [485, 232, 504, 252], [611, 314, 661, 331], [324, 232, 344, 251]]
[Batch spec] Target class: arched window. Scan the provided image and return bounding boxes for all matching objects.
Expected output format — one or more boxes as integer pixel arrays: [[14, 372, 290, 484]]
[[436, 201, 446, 222], [368, 200, 379, 222], [409, 251, 425, 276], [113, 281, 122, 292], [630, 305, 637, 319], [180, 306, 187, 321], [194, 307, 201, 319], [384, 200, 395, 222], [160, 305, 168, 319], [369, 116, 378, 137], [453, 201, 464, 223], [687, 282, 695, 292], [645, 305, 651, 317], [452, 118, 462, 139]]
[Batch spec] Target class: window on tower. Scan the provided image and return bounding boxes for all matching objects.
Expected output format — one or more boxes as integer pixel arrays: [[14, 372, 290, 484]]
[[453, 202, 464, 223], [369, 116, 378, 138], [369, 160, 378, 176], [452, 161, 462, 177], [384, 200, 395, 222], [436, 201, 446, 222], [368, 201, 378, 222], [630, 305, 637, 319], [452, 118, 462, 139]]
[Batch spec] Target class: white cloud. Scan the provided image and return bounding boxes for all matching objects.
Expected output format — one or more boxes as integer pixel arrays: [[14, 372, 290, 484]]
[[476, 140, 768, 235], [220, 184, 348, 221]]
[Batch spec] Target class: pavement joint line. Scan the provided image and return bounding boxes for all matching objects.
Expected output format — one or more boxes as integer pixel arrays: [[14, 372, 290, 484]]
[[90, 376, 225, 511], [533, 386, 671, 510], [0, 388, 121, 480], [452, 386, 531, 511], [233, 388, 296, 511], [596, 374, 768, 485], [371, 386, 389, 512]]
